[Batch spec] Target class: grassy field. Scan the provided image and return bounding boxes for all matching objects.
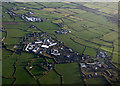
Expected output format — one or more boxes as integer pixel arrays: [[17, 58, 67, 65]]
[[2, 49, 19, 85], [6, 29, 26, 37], [2, 49, 13, 60], [56, 34, 85, 54], [84, 47, 97, 57], [86, 77, 110, 85], [14, 52, 37, 84], [39, 70, 61, 85], [2, 78, 14, 85], [4, 37, 23, 45], [3, 53, 19, 77], [112, 53, 119, 64], [31, 19, 60, 34], [75, 30, 102, 40], [30, 58, 46, 78], [55, 62, 83, 84]]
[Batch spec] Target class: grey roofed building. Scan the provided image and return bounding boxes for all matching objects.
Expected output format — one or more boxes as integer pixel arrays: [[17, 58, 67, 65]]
[[49, 42, 57, 47], [80, 63, 86, 68], [51, 49, 60, 56], [55, 29, 71, 34], [35, 41, 42, 44]]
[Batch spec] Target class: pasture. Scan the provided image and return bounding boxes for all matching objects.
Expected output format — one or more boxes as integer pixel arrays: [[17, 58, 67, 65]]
[[39, 70, 61, 84], [14, 52, 37, 84], [86, 77, 110, 85], [55, 62, 83, 84]]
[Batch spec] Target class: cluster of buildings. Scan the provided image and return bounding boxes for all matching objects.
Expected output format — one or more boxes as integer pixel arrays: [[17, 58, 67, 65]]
[[25, 33, 57, 54], [28, 61, 54, 71], [80, 51, 119, 84], [47, 46, 80, 63], [97, 51, 108, 58], [80, 52, 110, 70], [81, 59, 109, 71], [24, 32, 79, 63], [81, 51, 109, 70], [55, 29, 71, 34], [21, 15, 44, 22]]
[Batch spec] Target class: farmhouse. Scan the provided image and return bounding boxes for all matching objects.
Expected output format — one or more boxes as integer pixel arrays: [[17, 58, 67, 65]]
[[55, 29, 71, 34], [29, 66, 33, 69], [28, 12, 34, 15], [29, 25, 35, 28], [97, 51, 108, 58], [80, 63, 86, 68]]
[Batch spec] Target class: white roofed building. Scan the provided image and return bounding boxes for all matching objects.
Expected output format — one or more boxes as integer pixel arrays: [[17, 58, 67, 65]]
[[41, 45, 49, 48]]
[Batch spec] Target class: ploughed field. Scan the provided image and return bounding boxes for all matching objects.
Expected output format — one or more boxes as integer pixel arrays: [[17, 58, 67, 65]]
[[2, 2, 119, 85]]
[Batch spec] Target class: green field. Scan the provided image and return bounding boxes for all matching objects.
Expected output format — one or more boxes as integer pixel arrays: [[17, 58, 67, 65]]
[[6, 29, 26, 37], [86, 77, 110, 85], [84, 47, 97, 57], [39, 70, 61, 85], [15, 52, 37, 84], [2, 78, 14, 85], [30, 58, 46, 78], [3, 53, 19, 77], [2, 49, 19, 85], [4, 37, 23, 45], [55, 34, 85, 54], [55, 62, 83, 84]]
